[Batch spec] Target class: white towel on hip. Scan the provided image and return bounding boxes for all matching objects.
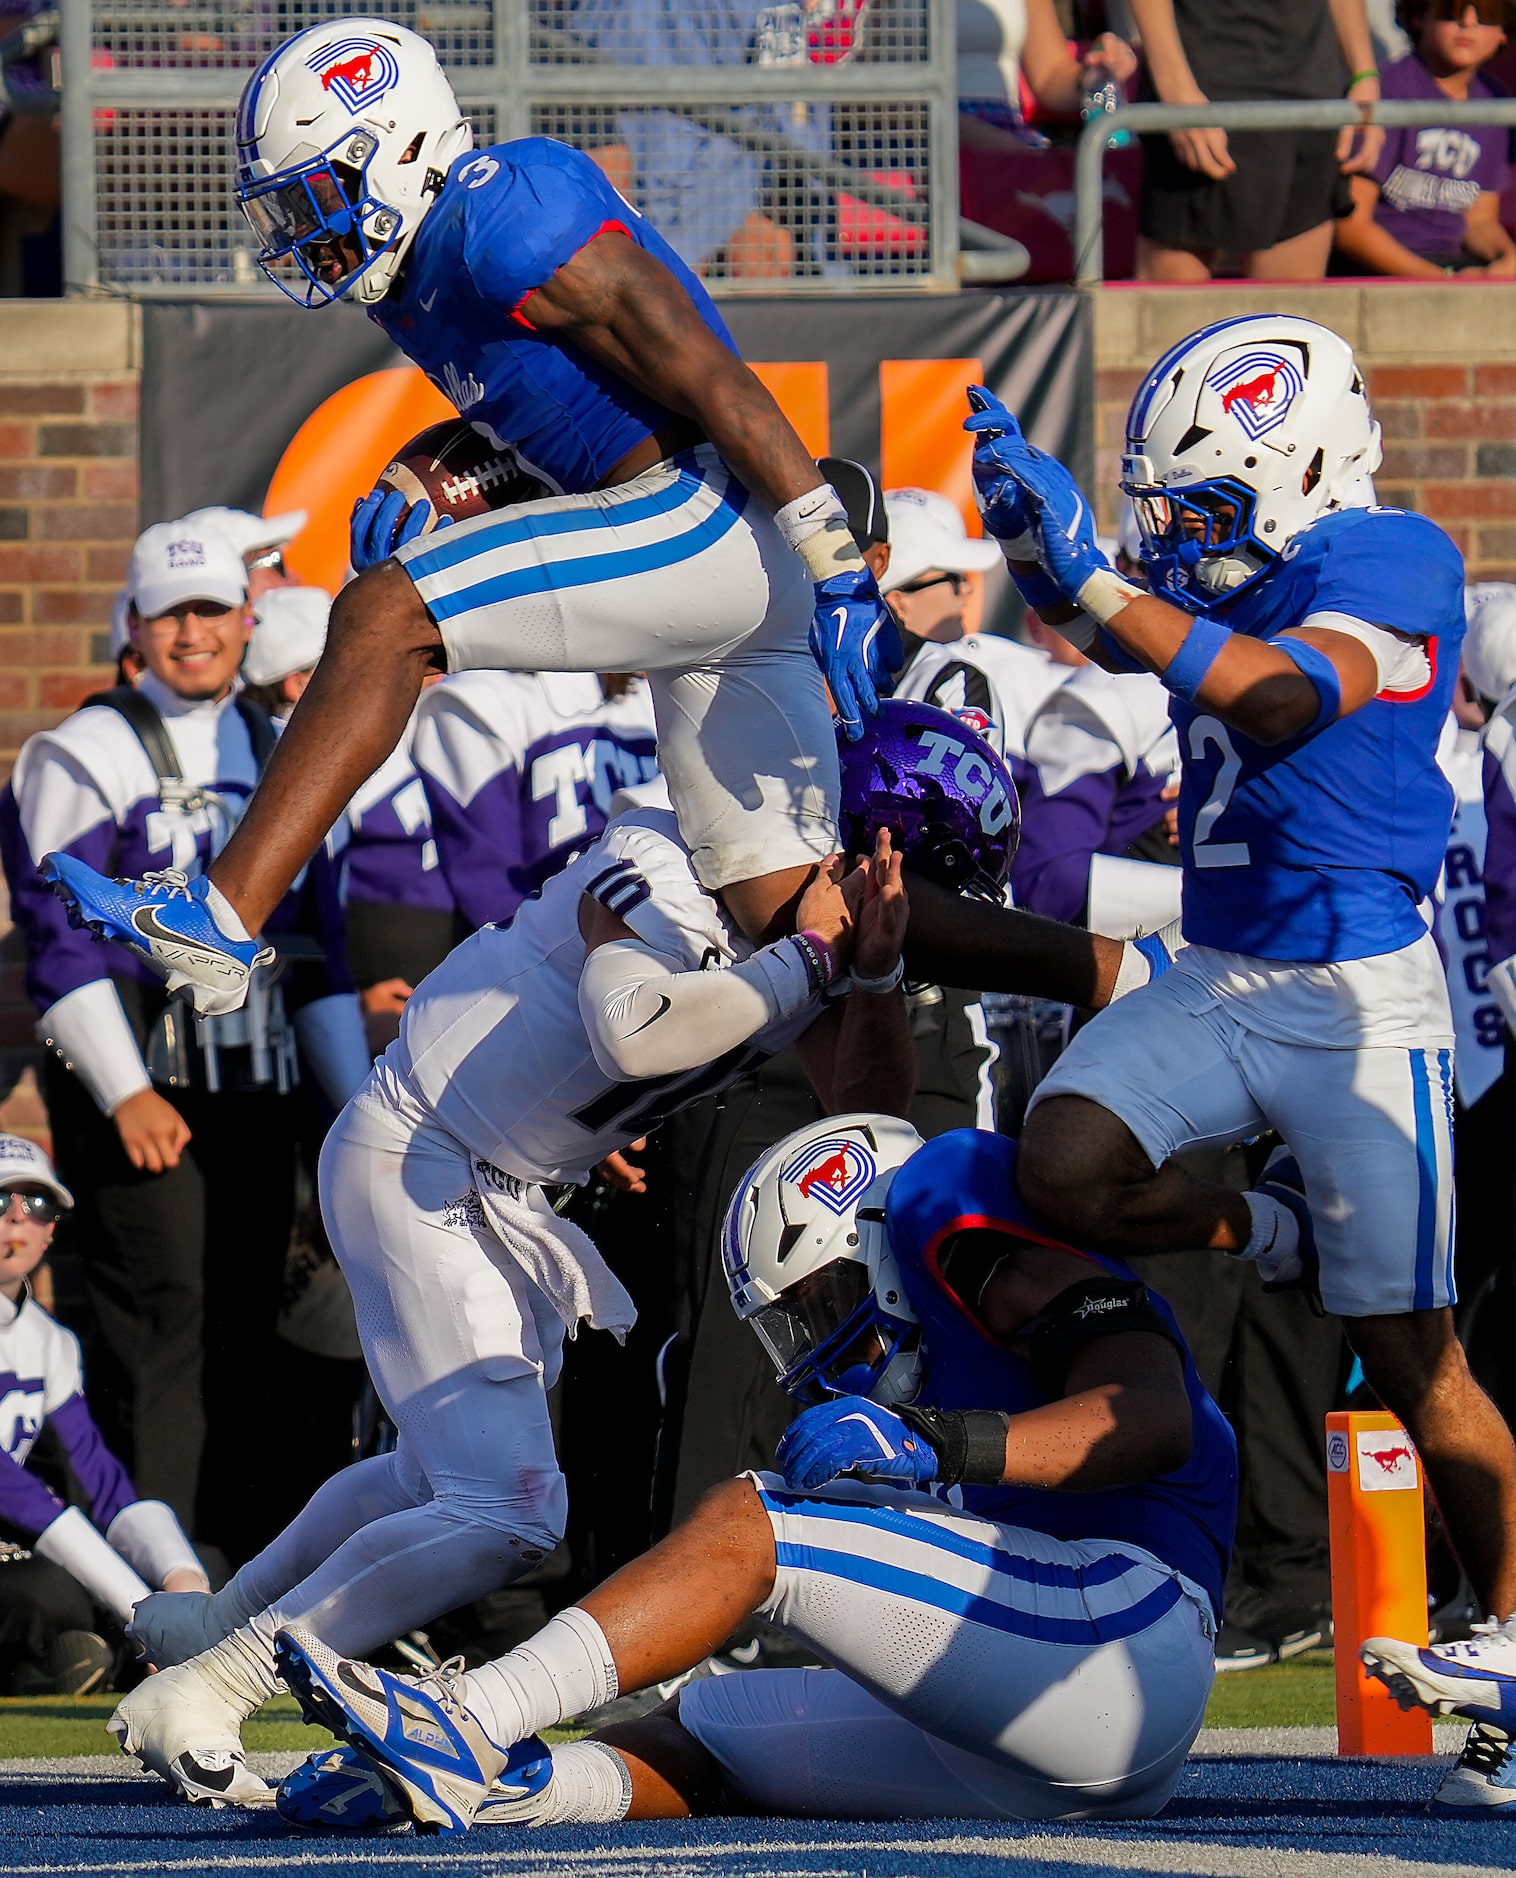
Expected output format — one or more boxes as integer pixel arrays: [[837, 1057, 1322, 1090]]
[[471, 1157, 636, 1342]]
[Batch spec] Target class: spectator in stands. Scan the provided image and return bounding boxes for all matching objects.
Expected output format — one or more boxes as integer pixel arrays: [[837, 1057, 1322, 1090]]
[[0, 2, 59, 295], [1334, 0, 1514, 277], [0, 521, 366, 1570], [0, 1136, 209, 1694], [412, 670, 657, 936], [239, 586, 331, 724], [183, 507, 306, 605], [957, 0, 1137, 148], [1130, 0, 1384, 279]]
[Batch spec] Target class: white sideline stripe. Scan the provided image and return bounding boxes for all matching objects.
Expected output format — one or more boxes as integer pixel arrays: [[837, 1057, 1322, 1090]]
[[3, 1841, 1513, 1878]]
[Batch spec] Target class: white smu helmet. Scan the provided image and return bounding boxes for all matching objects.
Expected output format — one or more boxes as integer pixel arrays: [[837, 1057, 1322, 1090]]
[[234, 19, 473, 307], [723, 1113, 925, 1406], [1122, 316, 1382, 608]]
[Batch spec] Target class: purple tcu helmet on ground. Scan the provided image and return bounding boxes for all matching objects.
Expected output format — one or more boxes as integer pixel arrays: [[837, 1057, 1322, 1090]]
[[836, 699, 1019, 899]]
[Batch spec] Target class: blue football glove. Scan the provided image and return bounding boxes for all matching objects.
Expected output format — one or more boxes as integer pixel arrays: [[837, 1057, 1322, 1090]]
[[809, 567, 904, 741], [775, 1396, 939, 1491], [964, 385, 1040, 553], [350, 486, 449, 573]]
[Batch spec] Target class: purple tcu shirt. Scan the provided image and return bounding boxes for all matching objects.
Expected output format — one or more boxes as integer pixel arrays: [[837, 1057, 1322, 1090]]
[[412, 670, 659, 933], [1482, 701, 1516, 969], [1372, 55, 1510, 265]]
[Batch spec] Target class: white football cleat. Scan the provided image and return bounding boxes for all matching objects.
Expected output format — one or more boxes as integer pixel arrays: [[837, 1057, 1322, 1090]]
[[1362, 1621, 1516, 1729], [128, 1590, 227, 1670], [1432, 1723, 1516, 1812], [108, 1657, 272, 1808]]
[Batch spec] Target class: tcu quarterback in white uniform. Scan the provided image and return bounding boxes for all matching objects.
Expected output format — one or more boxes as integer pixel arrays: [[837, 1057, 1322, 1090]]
[[107, 707, 1006, 1808], [969, 317, 1516, 1809]]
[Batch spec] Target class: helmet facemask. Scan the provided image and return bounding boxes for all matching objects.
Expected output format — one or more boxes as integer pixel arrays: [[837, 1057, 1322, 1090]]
[[750, 1251, 922, 1407], [240, 131, 402, 307]]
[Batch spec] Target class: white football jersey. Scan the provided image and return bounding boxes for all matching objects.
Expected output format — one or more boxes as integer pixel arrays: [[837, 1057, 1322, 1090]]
[[379, 804, 824, 1183], [0, 1287, 83, 1468]]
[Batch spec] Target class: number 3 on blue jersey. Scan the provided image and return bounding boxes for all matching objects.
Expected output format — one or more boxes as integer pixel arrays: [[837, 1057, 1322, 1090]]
[[1188, 716, 1250, 870]]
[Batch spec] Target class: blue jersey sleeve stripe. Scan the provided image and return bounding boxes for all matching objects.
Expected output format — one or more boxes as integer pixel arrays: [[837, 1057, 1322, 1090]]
[[773, 1539, 1184, 1645], [420, 480, 750, 626], [399, 451, 709, 583]]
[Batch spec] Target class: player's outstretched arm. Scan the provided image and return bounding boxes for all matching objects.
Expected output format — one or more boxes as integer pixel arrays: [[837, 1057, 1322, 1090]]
[[520, 233, 828, 514]]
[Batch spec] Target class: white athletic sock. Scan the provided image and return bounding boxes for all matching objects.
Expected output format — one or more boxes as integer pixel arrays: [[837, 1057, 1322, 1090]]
[[526, 1740, 634, 1825], [195, 1623, 283, 1720], [1238, 1192, 1299, 1267], [200, 878, 252, 943], [466, 1607, 618, 1745]]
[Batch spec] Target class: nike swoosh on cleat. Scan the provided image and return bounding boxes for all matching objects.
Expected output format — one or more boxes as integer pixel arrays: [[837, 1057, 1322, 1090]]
[[130, 905, 233, 960], [176, 1755, 238, 1792]]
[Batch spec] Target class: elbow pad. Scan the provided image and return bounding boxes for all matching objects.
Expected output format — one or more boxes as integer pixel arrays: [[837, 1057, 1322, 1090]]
[[578, 936, 819, 1083], [1269, 637, 1343, 734]]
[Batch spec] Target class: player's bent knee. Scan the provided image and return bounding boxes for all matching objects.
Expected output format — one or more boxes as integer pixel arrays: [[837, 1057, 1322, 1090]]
[[325, 560, 442, 665], [1018, 1097, 1130, 1233]]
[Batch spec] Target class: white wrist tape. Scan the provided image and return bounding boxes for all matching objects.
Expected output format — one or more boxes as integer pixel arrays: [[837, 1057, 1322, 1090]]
[[579, 935, 819, 1083], [1075, 568, 1143, 626], [1110, 917, 1187, 1001], [106, 1499, 203, 1589], [35, 1505, 150, 1623], [774, 483, 867, 583]]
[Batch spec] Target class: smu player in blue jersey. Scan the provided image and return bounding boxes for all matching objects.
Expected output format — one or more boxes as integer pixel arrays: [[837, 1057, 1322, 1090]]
[[43, 17, 913, 1021], [270, 1116, 1235, 1834], [967, 314, 1516, 1806]]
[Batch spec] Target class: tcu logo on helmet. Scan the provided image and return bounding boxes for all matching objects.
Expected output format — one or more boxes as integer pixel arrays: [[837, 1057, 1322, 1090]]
[[1207, 351, 1305, 442], [914, 728, 1015, 836], [307, 37, 401, 113], [783, 1137, 876, 1215]]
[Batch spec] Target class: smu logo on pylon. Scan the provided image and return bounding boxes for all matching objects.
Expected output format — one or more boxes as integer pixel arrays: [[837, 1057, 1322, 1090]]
[[783, 1137, 876, 1215], [1207, 350, 1305, 442], [308, 38, 401, 114]]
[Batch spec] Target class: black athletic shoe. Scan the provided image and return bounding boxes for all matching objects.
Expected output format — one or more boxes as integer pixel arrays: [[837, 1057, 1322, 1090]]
[[1213, 1622, 1277, 1671]]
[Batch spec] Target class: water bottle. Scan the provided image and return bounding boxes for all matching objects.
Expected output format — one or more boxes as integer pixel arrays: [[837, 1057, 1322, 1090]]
[[1080, 66, 1130, 148]]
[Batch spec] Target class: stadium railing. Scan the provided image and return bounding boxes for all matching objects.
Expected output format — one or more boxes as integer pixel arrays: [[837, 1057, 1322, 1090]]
[[1072, 96, 1516, 288], [59, 0, 1015, 298]]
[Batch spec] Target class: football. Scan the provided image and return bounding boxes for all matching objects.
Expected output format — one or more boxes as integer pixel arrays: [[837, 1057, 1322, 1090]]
[[375, 419, 551, 530]]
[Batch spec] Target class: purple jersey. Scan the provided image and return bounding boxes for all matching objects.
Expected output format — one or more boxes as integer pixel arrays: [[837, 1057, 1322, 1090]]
[[340, 727, 456, 918], [1483, 698, 1516, 970], [1012, 667, 1179, 928], [371, 138, 737, 495], [1371, 56, 1510, 264], [412, 671, 658, 932]]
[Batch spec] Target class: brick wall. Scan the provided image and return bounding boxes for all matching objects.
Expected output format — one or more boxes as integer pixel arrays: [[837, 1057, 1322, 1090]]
[[0, 304, 140, 1143], [1094, 282, 1516, 580]]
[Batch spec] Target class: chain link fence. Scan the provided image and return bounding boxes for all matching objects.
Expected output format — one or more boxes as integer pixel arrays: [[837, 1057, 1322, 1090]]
[[61, 1, 959, 296]]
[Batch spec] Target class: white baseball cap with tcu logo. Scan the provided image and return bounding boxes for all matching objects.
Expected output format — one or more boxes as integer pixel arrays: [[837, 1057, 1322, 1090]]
[[0, 1135, 73, 1208], [129, 522, 248, 621]]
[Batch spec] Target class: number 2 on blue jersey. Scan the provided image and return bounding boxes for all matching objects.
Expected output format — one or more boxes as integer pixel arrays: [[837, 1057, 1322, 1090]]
[[1188, 716, 1250, 870]]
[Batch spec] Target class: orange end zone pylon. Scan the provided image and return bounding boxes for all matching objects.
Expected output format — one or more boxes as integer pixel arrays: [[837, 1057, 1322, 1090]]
[[1326, 1409, 1433, 1754]]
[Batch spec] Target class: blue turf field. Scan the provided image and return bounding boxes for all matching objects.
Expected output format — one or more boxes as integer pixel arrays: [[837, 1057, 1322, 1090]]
[[2, 1743, 1514, 1878]]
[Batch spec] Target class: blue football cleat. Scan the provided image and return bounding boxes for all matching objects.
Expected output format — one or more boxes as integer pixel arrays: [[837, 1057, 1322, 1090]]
[[41, 857, 272, 1016], [276, 1745, 414, 1834], [1362, 1622, 1516, 1734], [276, 1738, 557, 1833], [275, 1626, 517, 1834]]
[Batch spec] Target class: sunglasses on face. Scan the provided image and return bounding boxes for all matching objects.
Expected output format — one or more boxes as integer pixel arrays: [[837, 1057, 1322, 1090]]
[[246, 548, 288, 576], [899, 571, 970, 597], [2, 1190, 62, 1226], [1428, 0, 1505, 24]]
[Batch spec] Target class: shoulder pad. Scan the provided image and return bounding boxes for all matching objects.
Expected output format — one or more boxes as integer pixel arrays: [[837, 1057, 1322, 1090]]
[[584, 813, 729, 967], [1043, 666, 1173, 775]]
